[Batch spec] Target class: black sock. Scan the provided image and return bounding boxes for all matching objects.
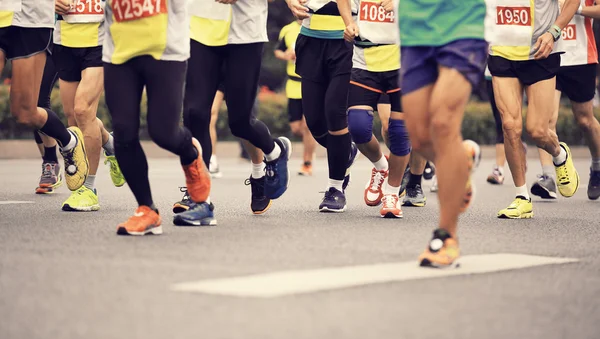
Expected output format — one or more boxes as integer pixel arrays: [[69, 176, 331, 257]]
[[38, 108, 71, 147], [304, 161, 312, 166], [327, 133, 351, 181], [407, 173, 422, 188], [43, 146, 58, 163], [115, 139, 154, 207], [179, 144, 199, 166]]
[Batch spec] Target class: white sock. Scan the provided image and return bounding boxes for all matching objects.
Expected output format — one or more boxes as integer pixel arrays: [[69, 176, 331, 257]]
[[61, 131, 77, 151], [496, 165, 504, 175], [251, 162, 266, 179], [103, 133, 115, 156], [373, 155, 389, 171], [210, 154, 218, 163], [327, 178, 344, 192], [206, 196, 211, 204], [516, 184, 530, 200], [553, 145, 567, 165], [84, 175, 96, 191], [384, 181, 399, 195], [591, 158, 600, 171], [265, 143, 282, 162]]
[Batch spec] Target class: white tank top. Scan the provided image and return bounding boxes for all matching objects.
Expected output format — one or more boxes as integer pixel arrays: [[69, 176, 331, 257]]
[[0, 0, 54, 28], [556, 0, 598, 66]]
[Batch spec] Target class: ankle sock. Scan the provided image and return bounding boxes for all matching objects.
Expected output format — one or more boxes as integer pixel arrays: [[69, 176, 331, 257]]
[[516, 184, 530, 200], [251, 162, 266, 179], [373, 155, 389, 171]]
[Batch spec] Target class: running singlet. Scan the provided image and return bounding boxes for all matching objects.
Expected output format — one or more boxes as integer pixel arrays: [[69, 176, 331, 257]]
[[399, 0, 486, 47], [490, 0, 559, 61], [279, 21, 301, 99], [102, 0, 190, 65], [352, 0, 400, 72], [300, 0, 347, 39], [190, 0, 268, 46], [556, 0, 598, 66], [55, 0, 105, 48], [0, 0, 54, 28]]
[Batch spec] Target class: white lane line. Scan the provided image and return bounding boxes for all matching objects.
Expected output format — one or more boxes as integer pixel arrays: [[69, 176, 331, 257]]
[[171, 253, 578, 298], [0, 201, 34, 205]]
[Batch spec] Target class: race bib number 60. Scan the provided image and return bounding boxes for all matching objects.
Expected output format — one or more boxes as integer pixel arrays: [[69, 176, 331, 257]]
[[68, 0, 104, 15], [496, 6, 531, 26], [112, 0, 167, 22], [359, 2, 394, 23], [562, 24, 577, 41]]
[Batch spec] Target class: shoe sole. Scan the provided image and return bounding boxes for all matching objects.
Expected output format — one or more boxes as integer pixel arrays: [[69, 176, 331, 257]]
[[210, 171, 223, 179], [252, 200, 273, 215], [497, 211, 534, 219], [403, 199, 426, 207], [531, 184, 557, 199], [62, 204, 100, 212], [173, 217, 217, 226], [381, 211, 403, 218], [172, 204, 190, 214], [117, 225, 163, 236], [319, 205, 347, 213], [36, 170, 64, 194], [486, 177, 503, 185], [65, 127, 90, 191], [420, 258, 460, 269], [588, 188, 600, 200]]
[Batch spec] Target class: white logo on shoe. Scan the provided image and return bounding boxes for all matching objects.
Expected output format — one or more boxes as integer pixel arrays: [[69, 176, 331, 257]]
[[134, 211, 145, 217]]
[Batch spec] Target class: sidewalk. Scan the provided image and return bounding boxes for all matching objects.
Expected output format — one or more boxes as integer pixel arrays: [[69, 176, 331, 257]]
[[0, 140, 591, 159]]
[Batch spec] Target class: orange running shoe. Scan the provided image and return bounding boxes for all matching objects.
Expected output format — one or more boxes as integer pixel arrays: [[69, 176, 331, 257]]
[[182, 138, 211, 203], [365, 168, 388, 206], [298, 162, 313, 176], [460, 140, 481, 213], [380, 193, 403, 218], [116, 206, 162, 236], [418, 228, 460, 268]]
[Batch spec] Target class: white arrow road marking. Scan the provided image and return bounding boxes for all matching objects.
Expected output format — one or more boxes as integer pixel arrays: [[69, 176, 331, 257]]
[[171, 253, 578, 298], [0, 201, 34, 205]]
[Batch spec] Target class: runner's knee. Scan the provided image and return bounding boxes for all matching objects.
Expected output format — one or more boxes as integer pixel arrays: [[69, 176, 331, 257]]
[[347, 108, 373, 144], [388, 119, 411, 156]]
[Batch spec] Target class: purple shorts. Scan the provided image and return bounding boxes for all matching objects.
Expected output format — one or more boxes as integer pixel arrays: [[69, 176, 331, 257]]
[[400, 39, 489, 94]]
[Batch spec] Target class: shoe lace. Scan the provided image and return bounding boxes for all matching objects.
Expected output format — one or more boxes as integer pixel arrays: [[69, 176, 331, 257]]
[[369, 170, 385, 191], [62, 148, 76, 174], [179, 187, 190, 201], [245, 177, 264, 196], [555, 165, 569, 184], [41, 163, 54, 179], [382, 195, 397, 208]]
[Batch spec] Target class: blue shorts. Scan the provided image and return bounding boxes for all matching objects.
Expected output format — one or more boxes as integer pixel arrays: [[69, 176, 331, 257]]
[[400, 39, 488, 94]]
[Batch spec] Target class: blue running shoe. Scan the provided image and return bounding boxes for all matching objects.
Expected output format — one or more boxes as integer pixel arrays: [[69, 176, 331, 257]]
[[173, 202, 217, 226], [342, 142, 359, 192], [319, 187, 347, 213], [264, 137, 292, 199]]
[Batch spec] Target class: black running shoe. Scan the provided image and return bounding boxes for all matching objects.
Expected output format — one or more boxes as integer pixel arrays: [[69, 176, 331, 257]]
[[403, 183, 427, 207], [399, 166, 410, 196], [588, 169, 600, 200], [245, 176, 272, 214], [423, 161, 435, 180], [172, 187, 194, 213], [319, 187, 347, 213]]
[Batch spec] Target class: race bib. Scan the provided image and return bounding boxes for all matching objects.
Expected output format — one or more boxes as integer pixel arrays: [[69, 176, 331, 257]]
[[359, 1, 394, 23], [68, 0, 104, 15], [112, 0, 167, 23], [561, 24, 577, 41], [496, 6, 531, 26]]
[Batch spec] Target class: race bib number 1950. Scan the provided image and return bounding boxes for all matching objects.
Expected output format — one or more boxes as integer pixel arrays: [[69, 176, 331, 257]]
[[68, 0, 104, 15], [496, 6, 531, 26], [359, 2, 394, 23], [112, 0, 167, 23]]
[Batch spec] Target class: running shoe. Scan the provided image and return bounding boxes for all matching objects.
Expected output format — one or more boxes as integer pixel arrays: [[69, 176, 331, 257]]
[[497, 196, 533, 219], [245, 176, 272, 214], [423, 161, 436, 180], [173, 202, 217, 226], [486, 166, 504, 185], [419, 228, 460, 268], [172, 187, 194, 214], [36, 162, 63, 194], [182, 138, 211, 203], [209, 156, 223, 178], [319, 187, 347, 213], [298, 162, 313, 176], [403, 183, 426, 207], [430, 175, 438, 193], [104, 152, 126, 187], [588, 169, 600, 200], [380, 194, 403, 218], [554, 142, 579, 197], [117, 206, 162, 236], [264, 137, 292, 199], [342, 142, 359, 192], [460, 140, 481, 213], [61, 186, 100, 212], [364, 168, 388, 206], [398, 166, 410, 196], [60, 127, 89, 191], [530, 174, 558, 199]]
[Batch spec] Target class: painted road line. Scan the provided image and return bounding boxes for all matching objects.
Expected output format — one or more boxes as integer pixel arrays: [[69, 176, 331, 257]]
[[0, 201, 34, 205], [171, 253, 578, 298]]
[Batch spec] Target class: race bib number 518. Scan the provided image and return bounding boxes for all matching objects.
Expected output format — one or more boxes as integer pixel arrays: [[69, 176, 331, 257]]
[[68, 0, 104, 15], [359, 2, 394, 23], [112, 0, 167, 22], [496, 6, 531, 26]]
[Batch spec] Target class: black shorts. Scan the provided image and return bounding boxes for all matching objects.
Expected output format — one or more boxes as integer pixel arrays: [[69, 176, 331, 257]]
[[288, 98, 303, 122], [0, 27, 52, 60], [348, 68, 402, 112], [556, 63, 597, 103], [378, 93, 390, 104], [488, 54, 561, 86], [295, 34, 353, 83], [53, 45, 103, 82]]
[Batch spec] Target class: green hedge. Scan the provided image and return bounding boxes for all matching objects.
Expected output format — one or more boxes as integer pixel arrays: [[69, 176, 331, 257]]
[[1, 85, 599, 145]]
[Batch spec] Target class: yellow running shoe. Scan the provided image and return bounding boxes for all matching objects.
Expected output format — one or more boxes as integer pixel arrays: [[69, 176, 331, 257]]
[[497, 197, 533, 219], [419, 228, 460, 268], [104, 152, 126, 187], [554, 142, 579, 197], [62, 186, 100, 212], [60, 127, 89, 191]]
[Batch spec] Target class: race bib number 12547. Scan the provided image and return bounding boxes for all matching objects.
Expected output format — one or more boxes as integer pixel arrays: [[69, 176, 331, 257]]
[[112, 0, 167, 23], [496, 6, 531, 26], [359, 2, 394, 23]]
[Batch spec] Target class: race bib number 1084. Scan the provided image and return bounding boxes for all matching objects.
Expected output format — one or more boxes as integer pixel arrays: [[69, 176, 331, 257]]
[[359, 2, 394, 23], [112, 0, 167, 22], [496, 6, 531, 26]]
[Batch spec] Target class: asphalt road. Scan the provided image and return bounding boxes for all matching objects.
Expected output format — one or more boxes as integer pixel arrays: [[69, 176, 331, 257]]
[[1, 156, 599, 339]]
